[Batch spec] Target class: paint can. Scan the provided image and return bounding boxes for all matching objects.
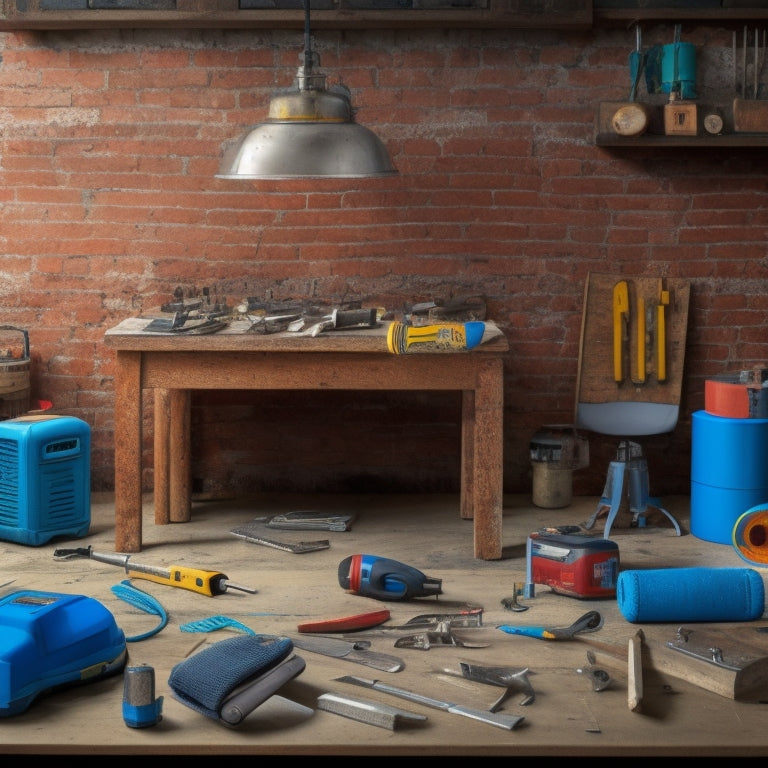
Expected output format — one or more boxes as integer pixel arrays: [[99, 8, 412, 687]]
[[530, 425, 589, 509]]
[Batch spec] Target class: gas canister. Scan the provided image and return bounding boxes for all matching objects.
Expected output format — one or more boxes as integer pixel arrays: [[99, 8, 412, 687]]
[[525, 529, 619, 599]]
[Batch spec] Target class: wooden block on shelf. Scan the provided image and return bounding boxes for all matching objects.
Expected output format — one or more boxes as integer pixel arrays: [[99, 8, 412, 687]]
[[664, 101, 698, 136], [733, 98, 768, 133]]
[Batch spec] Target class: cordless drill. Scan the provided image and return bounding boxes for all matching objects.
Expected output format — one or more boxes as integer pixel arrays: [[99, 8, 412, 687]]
[[338, 554, 443, 601]]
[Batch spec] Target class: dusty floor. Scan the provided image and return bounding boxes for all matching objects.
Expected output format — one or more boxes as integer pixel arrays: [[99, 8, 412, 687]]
[[1, 491, 767, 756]]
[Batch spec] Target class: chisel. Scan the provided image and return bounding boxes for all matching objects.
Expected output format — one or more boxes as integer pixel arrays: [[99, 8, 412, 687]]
[[52, 546, 257, 597]]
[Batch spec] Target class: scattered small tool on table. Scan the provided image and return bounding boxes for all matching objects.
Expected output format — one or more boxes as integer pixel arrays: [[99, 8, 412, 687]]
[[289, 635, 405, 673], [316, 692, 427, 731], [577, 651, 613, 692], [628, 629, 644, 712], [334, 675, 525, 731], [501, 583, 529, 612], [497, 610, 603, 641], [52, 546, 257, 597], [394, 620, 490, 650], [442, 662, 536, 709], [338, 554, 442, 601], [229, 526, 330, 554], [298, 609, 392, 633]]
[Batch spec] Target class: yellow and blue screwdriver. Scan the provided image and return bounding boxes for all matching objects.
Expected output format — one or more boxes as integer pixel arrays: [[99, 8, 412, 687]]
[[53, 545, 257, 597]]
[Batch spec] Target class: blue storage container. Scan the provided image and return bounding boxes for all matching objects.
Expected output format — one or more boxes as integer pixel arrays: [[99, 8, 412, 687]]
[[690, 410, 768, 544]]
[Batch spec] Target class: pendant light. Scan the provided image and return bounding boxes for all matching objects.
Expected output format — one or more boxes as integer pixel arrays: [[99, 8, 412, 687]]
[[216, 1, 397, 180]]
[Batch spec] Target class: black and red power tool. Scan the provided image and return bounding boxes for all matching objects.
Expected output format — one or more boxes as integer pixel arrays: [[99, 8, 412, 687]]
[[338, 554, 443, 601], [524, 527, 619, 599]]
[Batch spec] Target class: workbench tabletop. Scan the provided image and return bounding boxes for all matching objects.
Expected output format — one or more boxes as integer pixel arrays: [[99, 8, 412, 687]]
[[104, 317, 509, 354]]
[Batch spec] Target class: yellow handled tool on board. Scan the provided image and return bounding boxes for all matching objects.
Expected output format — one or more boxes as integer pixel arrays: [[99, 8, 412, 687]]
[[613, 281, 630, 382], [52, 546, 257, 597], [633, 296, 646, 384], [656, 280, 669, 382]]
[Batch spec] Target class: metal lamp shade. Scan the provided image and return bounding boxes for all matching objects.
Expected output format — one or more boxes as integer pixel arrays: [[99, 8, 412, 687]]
[[217, 120, 397, 180]]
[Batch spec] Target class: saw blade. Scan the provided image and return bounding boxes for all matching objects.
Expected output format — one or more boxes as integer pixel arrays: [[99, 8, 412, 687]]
[[230, 526, 330, 554]]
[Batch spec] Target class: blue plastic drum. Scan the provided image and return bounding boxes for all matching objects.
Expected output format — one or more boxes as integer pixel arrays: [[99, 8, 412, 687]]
[[690, 410, 768, 544]]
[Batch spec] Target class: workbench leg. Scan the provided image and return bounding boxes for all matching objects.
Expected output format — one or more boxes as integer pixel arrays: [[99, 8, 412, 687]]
[[472, 358, 504, 560], [169, 389, 191, 523], [154, 389, 191, 524], [114, 351, 143, 553], [460, 390, 475, 520], [154, 389, 171, 525]]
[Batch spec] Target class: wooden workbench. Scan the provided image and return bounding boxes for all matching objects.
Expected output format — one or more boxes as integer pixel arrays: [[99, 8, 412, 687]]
[[104, 318, 509, 559]]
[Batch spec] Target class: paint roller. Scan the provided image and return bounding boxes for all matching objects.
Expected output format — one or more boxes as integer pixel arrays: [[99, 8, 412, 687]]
[[617, 567, 764, 623]]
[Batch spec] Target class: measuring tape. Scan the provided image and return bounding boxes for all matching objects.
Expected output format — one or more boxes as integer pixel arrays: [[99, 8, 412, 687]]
[[732, 505, 768, 566]]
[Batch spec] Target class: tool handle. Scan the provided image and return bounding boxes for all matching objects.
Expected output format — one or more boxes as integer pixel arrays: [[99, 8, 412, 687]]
[[497, 625, 552, 640], [656, 302, 667, 381], [127, 566, 222, 596]]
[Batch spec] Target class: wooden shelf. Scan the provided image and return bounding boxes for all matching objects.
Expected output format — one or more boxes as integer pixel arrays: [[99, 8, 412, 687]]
[[593, 1, 768, 25], [596, 133, 768, 147], [595, 10, 768, 26], [0, 0, 593, 30], [596, 101, 768, 148]]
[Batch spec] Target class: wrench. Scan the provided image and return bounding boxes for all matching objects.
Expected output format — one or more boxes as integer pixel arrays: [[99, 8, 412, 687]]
[[497, 610, 603, 641]]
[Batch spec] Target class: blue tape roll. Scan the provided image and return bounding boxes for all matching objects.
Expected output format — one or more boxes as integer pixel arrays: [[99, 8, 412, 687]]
[[617, 567, 764, 623]]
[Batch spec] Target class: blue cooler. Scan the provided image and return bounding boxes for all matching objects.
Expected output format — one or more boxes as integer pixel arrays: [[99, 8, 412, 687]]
[[0, 414, 91, 546]]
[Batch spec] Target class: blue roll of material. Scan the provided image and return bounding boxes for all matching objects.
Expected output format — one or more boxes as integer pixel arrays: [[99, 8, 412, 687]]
[[617, 567, 765, 623]]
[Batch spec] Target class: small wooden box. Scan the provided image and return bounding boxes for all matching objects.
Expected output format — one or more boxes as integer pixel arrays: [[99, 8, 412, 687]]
[[664, 101, 698, 136]]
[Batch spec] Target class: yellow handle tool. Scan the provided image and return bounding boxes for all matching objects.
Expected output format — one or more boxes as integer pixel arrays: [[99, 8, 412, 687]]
[[52, 546, 257, 597], [613, 281, 630, 382], [656, 281, 670, 382], [634, 296, 646, 384]]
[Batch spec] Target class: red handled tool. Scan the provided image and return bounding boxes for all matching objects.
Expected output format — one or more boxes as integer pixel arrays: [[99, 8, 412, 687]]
[[298, 610, 391, 633]]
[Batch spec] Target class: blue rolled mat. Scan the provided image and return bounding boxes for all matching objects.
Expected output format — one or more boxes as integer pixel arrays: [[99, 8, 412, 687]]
[[617, 567, 765, 623]]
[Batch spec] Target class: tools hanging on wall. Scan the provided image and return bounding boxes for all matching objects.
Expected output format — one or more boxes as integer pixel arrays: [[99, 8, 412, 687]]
[[733, 25, 768, 132], [611, 278, 669, 387]]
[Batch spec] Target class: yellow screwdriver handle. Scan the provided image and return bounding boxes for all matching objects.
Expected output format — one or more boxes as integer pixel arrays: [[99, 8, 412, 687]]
[[126, 566, 223, 596]]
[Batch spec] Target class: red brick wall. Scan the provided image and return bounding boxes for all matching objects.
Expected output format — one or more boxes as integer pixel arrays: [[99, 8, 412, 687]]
[[0, 23, 764, 498]]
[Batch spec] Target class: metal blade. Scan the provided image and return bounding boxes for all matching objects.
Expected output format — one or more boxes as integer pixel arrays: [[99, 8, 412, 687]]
[[291, 636, 404, 672], [316, 692, 426, 730], [334, 676, 525, 730], [230, 527, 330, 554]]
